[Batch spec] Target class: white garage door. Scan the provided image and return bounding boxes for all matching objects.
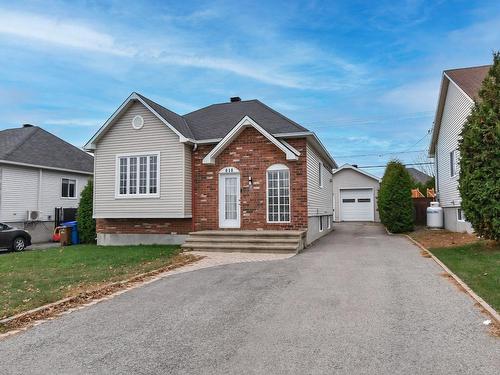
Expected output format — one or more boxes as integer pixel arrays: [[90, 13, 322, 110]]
[[340, 189, 374, 221]]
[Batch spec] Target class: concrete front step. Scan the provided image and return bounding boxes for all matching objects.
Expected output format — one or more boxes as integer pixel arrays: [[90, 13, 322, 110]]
[[182, 230, 306, 254], [188, 230, 305, 238], [183, 236, 299, 243]]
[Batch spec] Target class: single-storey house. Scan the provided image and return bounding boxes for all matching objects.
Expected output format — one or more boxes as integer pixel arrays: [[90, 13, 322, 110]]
[[0, 125, 94, 242], [331, 164, 380, 222], [429, 65, 490, 233], [84, 93, 337, 249]]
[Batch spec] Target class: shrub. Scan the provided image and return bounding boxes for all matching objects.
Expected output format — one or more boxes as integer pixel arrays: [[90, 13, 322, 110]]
[[77, 180, 96, 243], [378, 160, 414, 233], [458, 52, 500, 241]]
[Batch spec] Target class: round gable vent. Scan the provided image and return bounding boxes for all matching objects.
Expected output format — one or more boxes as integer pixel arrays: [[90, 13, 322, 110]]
[[132, 115, 144, 129]]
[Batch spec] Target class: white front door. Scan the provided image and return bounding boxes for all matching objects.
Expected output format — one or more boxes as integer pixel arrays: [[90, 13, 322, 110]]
[[219, 169, 241, 228]]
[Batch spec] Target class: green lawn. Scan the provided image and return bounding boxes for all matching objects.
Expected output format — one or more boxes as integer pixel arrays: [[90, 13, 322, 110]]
[[430, 241, 500, 311], [0, 244, 181, 319]]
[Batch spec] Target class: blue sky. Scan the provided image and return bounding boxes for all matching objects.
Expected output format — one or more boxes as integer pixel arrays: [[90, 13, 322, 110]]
[[0, 0, 498, 176]]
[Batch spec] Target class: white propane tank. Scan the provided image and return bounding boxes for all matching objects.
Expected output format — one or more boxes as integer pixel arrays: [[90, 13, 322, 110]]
[[427, 202, 444, 229]]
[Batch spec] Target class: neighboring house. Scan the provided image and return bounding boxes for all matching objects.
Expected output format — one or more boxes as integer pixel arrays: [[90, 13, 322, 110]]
[[0, 125, 94, 242], [331, 164, 380, 222], [85, 93, 337, 246], [406, 167, 432, 185], [429, 65, 490, 233]]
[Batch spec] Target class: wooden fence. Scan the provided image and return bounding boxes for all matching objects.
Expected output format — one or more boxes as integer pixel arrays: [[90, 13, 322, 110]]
[[412, 197, 433, 225]]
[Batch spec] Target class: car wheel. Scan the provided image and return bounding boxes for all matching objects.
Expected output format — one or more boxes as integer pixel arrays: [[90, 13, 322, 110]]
[[12, 237, 26, 251]]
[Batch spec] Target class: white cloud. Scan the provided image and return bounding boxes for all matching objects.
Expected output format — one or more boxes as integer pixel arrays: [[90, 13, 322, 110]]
[[0, 9, 135, 56], [0, 8, 366, 91], [380, 79, 440, 112], [43, 118, 103, 127]]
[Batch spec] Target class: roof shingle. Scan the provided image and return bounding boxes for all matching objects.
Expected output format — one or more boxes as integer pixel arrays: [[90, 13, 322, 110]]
[[0, 126, 93, 173], [445, 65, 491, 100]]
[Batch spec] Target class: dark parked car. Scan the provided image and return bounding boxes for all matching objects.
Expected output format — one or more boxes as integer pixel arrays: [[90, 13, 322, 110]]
[[0, 223, 31, 251]]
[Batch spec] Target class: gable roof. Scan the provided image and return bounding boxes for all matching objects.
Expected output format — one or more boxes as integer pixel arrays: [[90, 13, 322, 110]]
[[84, 93, 336, 167], [0, 126, 93, 174], [406, 167, 432, 184], [202, 116, 299, 165], [444, 65, 491, 101], [429, 65, 491, 156], [135, 93, 193, 139], [331, 164, 380, 182], [183, 99, 308, 140]]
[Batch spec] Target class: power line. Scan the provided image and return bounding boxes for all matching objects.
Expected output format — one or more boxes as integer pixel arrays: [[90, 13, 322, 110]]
[[303, 111, 434, 128], [358, 162, 434, 169], [335, 149, 427, 158]]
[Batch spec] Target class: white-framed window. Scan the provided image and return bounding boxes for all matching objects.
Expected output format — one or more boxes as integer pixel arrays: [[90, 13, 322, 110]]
[[457, 208, 466, 222], [450, 149, 459, 177], [318, 161, 323, 187], [319, 215, 324, 232], [116, 152, 160, 198], [267, 164, 290, 223], [61, 178, 77, 199], [327, 215, 331, 229]]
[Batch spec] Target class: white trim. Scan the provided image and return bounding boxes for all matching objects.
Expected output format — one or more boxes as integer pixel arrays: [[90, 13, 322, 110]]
[[318, 161, 323, 188], [218, 168, 241, 228], [274, 131, 313, 137], [457, 208, 466, 222], [0, 159, 92, 175], [84, 93, 188, 150], [266, 164, 291, 224], [132, 115, 144, 130], [339, 187, 375, 222], [61, 176, 78, 200], [93, 213, 192, 219], [332, 164, 381, 182], [114, 151, 160, 199], [280, 140, 301, 156], [319, 216, 324, 232], [203, 116, 299, 165]]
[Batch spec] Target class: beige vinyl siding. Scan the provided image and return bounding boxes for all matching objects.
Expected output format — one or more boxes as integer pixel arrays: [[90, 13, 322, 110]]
[[331, 169, 380, 222], [306, 142, 333, 217], [436, 81, 473, 208], [0, 164, 89, 222], [93, 101, 191, 218]]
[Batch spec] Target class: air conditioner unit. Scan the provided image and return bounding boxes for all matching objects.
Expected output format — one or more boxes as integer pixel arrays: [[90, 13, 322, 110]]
[[27, 210, 41, 221]]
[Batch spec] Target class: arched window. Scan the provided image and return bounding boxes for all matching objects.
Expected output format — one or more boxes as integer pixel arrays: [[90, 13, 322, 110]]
[[267, 164, 290, 222]]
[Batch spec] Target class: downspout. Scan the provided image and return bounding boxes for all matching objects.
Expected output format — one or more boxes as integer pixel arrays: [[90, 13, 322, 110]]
[[191, 144, 197, 232]]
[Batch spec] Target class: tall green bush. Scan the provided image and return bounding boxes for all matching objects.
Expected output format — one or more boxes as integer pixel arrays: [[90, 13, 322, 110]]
[[458, 52, 500, 241], [77, 180, 96, 243], [378, 160, 414, 233]]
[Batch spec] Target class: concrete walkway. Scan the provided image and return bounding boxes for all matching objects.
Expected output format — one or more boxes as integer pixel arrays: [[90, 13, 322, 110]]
[[1, 223, 498, 374]]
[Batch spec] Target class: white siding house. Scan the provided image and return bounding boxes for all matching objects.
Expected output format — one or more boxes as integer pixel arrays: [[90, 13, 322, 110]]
[[429, 65, 490, 233], [306, 143, 334, 243], [0, 125, 93, 243]]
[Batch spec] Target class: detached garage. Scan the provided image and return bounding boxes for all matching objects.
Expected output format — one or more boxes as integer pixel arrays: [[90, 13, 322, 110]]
[[332, 164, 381, 222]]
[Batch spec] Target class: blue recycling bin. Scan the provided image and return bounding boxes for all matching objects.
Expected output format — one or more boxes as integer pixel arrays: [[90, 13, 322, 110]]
[[62, 221, 79, 245]]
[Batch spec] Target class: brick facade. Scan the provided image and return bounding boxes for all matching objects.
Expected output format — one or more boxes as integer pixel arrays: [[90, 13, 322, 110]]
[[193, 127, 308, 231], [96, 218, 192, 234]]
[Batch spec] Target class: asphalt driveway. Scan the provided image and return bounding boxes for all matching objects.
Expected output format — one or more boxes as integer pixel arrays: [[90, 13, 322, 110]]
[[1, 223, 498, 374]]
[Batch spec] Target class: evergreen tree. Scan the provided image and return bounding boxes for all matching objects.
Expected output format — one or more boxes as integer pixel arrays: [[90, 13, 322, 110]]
[[458, 52, 500, 240], [378, 160, 414, 233], [77, 180, 96, 243]]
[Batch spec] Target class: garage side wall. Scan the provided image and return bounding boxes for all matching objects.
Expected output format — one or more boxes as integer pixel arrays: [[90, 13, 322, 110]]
[[332, 169, 380, 222]]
